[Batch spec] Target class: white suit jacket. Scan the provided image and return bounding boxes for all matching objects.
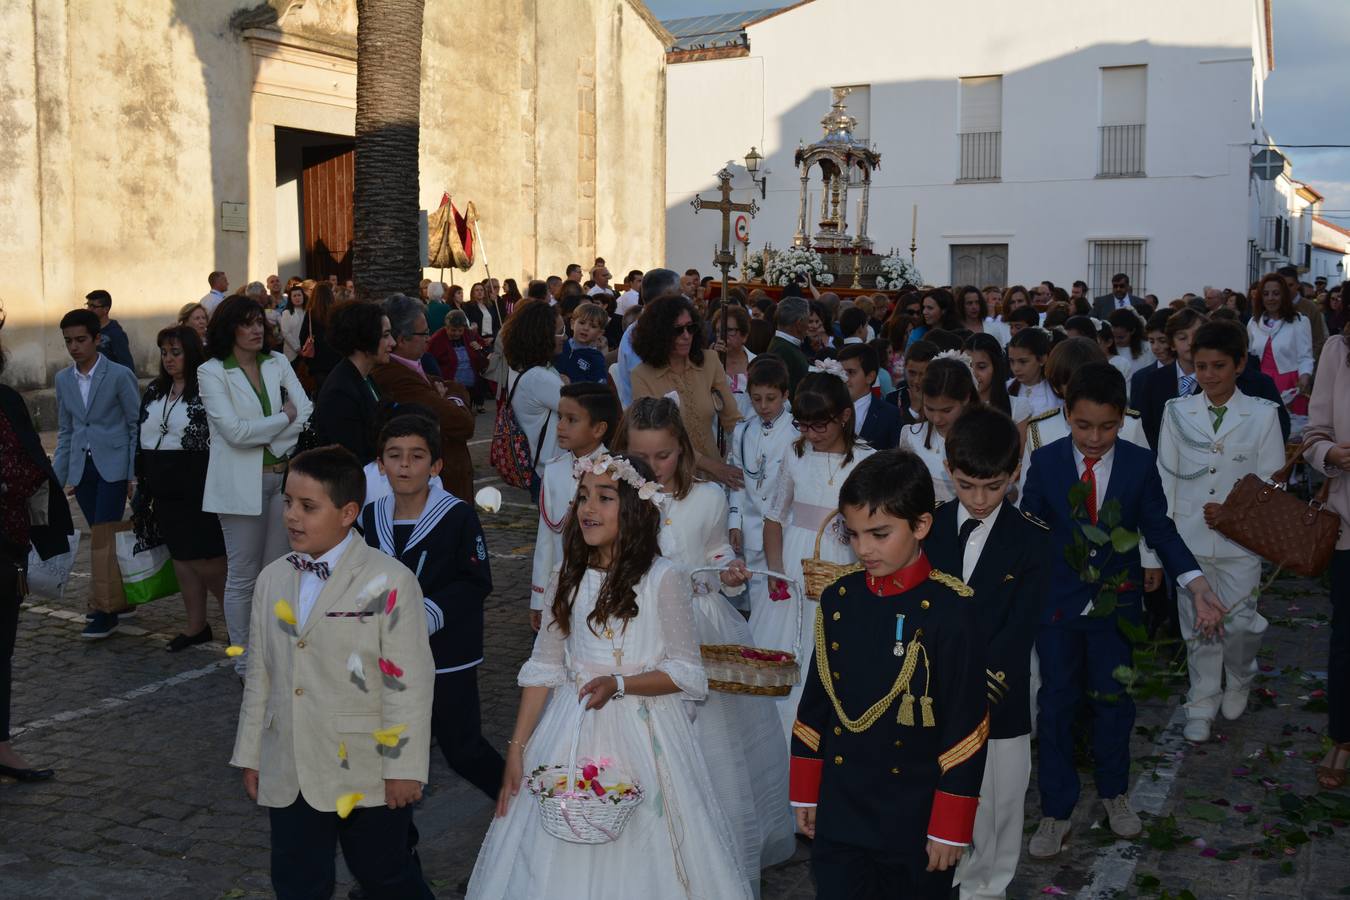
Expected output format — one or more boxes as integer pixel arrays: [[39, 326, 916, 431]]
[[230, 537, 433, 811], [1247, 314, 1314, 377], [198, 352, 313, 515], [1156, 389, 1286, 559], [727, 412, 797, 552]]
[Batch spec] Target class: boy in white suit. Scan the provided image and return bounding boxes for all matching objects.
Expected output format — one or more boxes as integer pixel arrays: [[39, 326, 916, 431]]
[[729, 357, 796, 619], [231, 446, 435, 899], [528, 382, 619, 631], [1157, 320, 1285, 743]]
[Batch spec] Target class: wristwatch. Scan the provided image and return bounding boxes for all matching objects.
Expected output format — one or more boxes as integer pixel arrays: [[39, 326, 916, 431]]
[[612, 674, 626, 700]]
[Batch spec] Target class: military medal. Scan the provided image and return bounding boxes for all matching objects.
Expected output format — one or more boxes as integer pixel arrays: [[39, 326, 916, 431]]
[[893, 613, 906, 657]]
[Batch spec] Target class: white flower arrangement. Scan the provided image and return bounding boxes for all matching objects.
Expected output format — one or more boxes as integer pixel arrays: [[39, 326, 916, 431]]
[[809, 358, 849, 382], [573, 453, 667, 509], [764, 246, 834, 287], [933, 349, 977, 377], [741, 249, 767, 282], [876, 253, 922, 291]]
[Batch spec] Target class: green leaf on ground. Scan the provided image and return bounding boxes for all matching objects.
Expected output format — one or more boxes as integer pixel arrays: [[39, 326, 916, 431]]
[[1184, 802, 1227, 823]]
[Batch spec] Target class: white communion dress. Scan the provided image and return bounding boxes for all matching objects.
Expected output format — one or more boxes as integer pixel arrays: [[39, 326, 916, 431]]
[[899, 423, 955, 505], [754, 443, 875, 739], [466, 558, 753, 900], [657, 482, 797, 891]]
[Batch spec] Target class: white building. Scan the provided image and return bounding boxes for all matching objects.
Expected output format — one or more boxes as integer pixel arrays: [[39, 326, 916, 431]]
[[1311, 216, 1350, 286], [663, 0, 1298, 300]]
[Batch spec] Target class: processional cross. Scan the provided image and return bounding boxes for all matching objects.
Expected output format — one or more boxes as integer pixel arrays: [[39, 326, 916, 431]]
[[691, 166, 758, 339]]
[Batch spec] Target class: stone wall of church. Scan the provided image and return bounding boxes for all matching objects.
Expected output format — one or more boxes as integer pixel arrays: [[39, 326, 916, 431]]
[[0, 0, 667, 390]]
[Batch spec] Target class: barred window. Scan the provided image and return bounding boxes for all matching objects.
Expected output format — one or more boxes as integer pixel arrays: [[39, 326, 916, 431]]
[[958, 76, 1002, 182], [1088, 240, 1146, 298], [1099, 66, 1146, 177]]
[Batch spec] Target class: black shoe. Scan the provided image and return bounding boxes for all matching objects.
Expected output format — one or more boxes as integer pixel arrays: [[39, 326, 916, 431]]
[[0, 763, 56, 782], [81, 612, 120, 640], [166, 625, 213, 652], [85, 607, 135, 621]]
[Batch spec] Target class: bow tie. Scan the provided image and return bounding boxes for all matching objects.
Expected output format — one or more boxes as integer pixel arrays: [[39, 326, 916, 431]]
[[287, 554, 330, 580]]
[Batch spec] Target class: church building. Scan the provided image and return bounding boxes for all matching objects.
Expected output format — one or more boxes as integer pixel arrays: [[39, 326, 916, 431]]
[[1, 0, 670, 386]]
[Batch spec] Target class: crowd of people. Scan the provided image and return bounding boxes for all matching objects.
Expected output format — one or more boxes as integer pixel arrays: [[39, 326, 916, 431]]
[[1, 256, 1349, 900]]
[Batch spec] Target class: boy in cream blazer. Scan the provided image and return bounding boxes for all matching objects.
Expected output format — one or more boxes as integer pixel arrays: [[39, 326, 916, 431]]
[[231, 446, 434, 899], [1157, 321, 1286, 744]]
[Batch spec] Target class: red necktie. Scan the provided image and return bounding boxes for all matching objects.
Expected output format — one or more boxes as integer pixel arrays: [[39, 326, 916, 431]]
[[1081, 456, 1101, 524]]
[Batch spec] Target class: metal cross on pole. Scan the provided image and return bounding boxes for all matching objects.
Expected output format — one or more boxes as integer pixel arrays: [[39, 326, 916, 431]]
[[692, 166, 758, 341]]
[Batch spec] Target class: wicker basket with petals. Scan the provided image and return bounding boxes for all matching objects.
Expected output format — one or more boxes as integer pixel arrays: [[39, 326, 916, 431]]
[[528, 701, 643, 844], [691, 567, 804, 696]]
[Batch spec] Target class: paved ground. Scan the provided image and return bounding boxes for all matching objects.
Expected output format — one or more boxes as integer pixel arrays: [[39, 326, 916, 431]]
[[3, 412, 1348, 898]]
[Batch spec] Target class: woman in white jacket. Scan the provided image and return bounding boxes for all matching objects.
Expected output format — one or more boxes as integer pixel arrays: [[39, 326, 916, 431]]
[[1248, 273, 1314, 417], [198, 296, 312, 674]]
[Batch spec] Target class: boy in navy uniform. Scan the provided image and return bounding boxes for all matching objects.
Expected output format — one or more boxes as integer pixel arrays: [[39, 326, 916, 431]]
[[361, 412, 503, 800], [1022, 362, 1227, 857], [927, 406, 1048, 900], [791, 449, 989, 899]]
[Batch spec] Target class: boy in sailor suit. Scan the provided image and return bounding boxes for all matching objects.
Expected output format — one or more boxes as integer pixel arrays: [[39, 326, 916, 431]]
[[1156, 321, 1285, 743], [729, 357, 796, 615], [528, 383, 620, 630], [362, 413, 503, 799]]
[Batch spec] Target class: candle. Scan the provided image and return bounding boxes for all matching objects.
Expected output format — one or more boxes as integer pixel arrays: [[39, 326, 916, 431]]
[[856, 197, 862, 231], [911, 204, 918, 242]]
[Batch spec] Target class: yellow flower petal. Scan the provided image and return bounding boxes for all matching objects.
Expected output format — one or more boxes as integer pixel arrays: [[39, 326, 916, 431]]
[[274, 599, 297, 626], [225, 645, 245, 657], [338, 741, 347, 762], [371, 723, 407, 747], [336, 792, 363, 819]]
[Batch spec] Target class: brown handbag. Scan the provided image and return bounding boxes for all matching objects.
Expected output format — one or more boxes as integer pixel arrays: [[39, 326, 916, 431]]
[[1212, 442, 1341, 577]]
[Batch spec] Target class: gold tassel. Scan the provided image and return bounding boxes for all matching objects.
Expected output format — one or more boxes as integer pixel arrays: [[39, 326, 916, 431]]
[[898, 692, 915, 725], [920, 695, 935, 728]]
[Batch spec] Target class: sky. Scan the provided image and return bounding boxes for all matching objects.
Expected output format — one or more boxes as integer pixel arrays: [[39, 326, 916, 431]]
[[645, 0, 1350, 220]]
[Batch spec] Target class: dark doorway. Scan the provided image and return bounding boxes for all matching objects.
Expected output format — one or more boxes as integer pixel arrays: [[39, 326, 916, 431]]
[[950, 243, 1008, 288], [302, 143, 355, 282]]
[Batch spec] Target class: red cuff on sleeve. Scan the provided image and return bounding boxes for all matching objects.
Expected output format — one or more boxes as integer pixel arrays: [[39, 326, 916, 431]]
[[927, 790, 979, 845], [789, 755, 823, 805]]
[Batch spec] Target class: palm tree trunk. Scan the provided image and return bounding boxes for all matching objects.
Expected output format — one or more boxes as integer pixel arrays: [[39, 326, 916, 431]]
[[353, 0, 426, 300]]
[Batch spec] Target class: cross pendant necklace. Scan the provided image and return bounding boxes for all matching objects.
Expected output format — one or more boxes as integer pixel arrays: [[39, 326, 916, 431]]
[[604, 625, 625, 666]]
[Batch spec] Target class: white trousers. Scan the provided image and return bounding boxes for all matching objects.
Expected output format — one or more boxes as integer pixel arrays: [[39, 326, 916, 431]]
[[1178, 555, 1267, 720], [953, 734, 1032, 900]]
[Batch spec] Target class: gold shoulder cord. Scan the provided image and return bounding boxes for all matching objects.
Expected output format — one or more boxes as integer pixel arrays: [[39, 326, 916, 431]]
[[814, 605, 922, 733]]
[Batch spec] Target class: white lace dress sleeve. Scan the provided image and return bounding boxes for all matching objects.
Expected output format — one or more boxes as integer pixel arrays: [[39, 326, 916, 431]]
[[653, 564, 708, 701], [763, 451, 797, 525], [518, 570, 568, 687]]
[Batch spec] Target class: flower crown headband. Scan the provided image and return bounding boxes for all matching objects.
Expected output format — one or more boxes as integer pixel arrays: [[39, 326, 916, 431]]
[[573, 453, 667, 508], [933, 349, 976, 377], [808, 358, 848, 382]]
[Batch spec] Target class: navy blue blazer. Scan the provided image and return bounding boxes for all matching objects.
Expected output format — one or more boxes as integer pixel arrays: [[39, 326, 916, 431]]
[[1140, 355, 1290, 449], [857, 394, 902, 450], [925, 499, 1047, 738], [1021, 436, 1199, 627]]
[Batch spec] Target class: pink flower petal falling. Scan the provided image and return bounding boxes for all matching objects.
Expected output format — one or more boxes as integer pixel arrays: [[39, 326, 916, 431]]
[[385, 589, 397, 615], [378, 658, 404, 678]]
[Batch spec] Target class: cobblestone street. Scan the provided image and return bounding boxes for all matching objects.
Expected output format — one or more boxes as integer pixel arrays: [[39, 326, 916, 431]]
[[3, 413, 1349, 899]]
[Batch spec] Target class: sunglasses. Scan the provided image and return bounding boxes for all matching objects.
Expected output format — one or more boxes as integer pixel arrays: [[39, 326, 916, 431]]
[[793, 416, 839, 434], [674, 323, 700, 336]]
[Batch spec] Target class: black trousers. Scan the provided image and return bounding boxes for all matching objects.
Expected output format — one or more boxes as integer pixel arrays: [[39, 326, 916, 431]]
[[0, 557, 20, 742], [433, 666, 505, 800], [811, 836, 954, 900], [1330, 550, 1350, 743], [269, 795, 434, 900]]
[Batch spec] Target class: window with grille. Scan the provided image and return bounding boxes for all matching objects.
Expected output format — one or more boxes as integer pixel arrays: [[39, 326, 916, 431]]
[[1088, 240, 1147, 298], [958, 76, 1002, 182], [1098, 65, 1146, 176]]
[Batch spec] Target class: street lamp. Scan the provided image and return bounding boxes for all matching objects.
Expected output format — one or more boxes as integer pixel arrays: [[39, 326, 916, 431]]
[[745, 146, 767, 199]]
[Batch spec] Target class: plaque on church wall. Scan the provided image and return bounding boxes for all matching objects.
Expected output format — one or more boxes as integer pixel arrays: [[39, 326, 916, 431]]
[[221, 202, 248, 233]]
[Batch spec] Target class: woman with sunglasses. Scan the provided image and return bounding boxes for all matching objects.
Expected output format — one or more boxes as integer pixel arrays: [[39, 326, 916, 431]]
[[712, 305, 756, 419], [631, 295, 743, 488]]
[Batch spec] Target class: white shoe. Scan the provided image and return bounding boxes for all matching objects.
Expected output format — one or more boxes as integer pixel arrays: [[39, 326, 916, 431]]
[[1221, 687, 1249, 720], [1183, 718, 1212, 743], [1101, 795, 1142, 838], [1027, 817, 1071, 858]]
